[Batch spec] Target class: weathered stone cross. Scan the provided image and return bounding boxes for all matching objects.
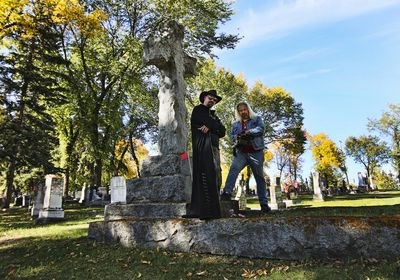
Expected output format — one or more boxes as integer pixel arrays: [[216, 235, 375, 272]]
[[143, 20, 196, 155]]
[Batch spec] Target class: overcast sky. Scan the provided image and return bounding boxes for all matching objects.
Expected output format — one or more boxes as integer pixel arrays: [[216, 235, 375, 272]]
[[214, 0, 400, 182]]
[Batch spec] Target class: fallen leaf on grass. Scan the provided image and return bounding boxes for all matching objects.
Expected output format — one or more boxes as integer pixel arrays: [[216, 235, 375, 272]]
[[256, 269, 268, 276], [241, 269, 256, 278], [7, 267, 17, 276]]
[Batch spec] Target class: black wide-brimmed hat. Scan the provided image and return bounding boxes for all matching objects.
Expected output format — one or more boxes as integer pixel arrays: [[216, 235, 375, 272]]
[[199, 89, 222, 104]]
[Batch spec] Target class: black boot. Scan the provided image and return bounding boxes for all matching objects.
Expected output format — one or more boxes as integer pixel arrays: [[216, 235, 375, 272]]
[[220, 192, 232, 201], [260, 204, 271, 213]]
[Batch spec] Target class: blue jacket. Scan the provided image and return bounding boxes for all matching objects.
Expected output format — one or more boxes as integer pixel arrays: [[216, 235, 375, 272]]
[[230, 115, 265, 151]]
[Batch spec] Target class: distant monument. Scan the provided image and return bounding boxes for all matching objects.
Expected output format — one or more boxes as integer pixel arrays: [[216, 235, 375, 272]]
[[312, 171, 324, 201], [269, 176, 286, 210], [31, 183, 45, 218], [37, 174, 64, 223]]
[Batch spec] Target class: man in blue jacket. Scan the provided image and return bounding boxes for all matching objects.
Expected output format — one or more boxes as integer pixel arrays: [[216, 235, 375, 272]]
[[221, 102, 271, 213]]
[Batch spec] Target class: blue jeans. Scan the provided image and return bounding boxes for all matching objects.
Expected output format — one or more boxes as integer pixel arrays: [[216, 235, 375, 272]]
[[222, 149, 268, 205]]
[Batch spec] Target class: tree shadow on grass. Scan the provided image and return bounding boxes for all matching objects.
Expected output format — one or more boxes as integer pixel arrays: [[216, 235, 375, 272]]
[[286, 204, 400, 217], [0, 205, 104, 233], [1, 231, 399, 280], [324, 192, 400, 201]]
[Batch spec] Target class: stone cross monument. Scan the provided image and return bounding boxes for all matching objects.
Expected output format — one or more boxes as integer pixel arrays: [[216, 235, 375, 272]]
[[104, 21, 196, 220], [143, 20, 196, 155]]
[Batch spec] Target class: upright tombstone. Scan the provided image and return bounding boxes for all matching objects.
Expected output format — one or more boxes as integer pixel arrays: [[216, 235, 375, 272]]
[[312, 171, 324, 201], [38, 174, 64, 222], [110, 176, 126, 204], [22, 194, 31, 207], [98, 187, 108, 200], [104, 21, 196, 220], [269, 176, 286, 210], [79, 184, 89, 204], [31, 183, 45, 218], [369, 175, 376, 190]]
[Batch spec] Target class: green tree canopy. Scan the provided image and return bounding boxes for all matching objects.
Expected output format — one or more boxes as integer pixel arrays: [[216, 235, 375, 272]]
[[345, 135, 390, 182], [368, 103, 400, 175], [309, 133, 343, 187]]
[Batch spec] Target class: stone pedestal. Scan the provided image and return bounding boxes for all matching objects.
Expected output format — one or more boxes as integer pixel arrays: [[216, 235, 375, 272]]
[[283, 199, 298, 207], [31, 183, 45, 217], [89, 216, 400, 260], [312, 171, 325, 201], [38, 174, 64, 222], [269, 176, 286, 210], [111, 176, 127, 204], [103, 154, 192, 220]]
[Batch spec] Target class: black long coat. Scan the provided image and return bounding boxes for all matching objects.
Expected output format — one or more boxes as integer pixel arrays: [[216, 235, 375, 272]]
[[189, 104, 225, 219]]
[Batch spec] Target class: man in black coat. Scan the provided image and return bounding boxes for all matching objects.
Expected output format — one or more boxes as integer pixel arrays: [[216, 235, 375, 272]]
[[184, 90, 226, 219]]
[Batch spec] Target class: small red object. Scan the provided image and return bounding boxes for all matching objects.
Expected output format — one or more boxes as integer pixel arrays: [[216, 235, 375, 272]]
[[180, 152, 189, 160]]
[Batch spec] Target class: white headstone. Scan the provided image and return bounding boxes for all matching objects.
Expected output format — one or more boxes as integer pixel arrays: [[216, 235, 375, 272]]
[[312, 171, 324, 201], [98, 187, 108, 200], [269, 176, 286, 210], [38, 174, 64, 220], [369, 175, 376, 190], [110, 176, 126, 204], [79, 184, 89, 204], [31, 183, 45, 217]]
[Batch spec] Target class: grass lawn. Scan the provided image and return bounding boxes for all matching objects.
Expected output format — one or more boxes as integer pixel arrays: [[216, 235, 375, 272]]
[[1, 192, 400, 280]]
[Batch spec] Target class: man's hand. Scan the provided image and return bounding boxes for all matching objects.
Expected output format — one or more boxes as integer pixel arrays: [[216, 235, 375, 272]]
[[198, 125, 209, 134]]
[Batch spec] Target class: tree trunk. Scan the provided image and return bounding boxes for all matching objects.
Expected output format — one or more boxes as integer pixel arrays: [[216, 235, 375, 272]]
[[94, 158, 102, 188], [64, 166, 70, 197], [129, 136, 141, 178], [4, 160, 16, 208]]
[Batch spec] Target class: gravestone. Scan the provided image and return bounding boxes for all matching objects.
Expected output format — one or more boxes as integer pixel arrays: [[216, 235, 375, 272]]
[[31, 183, 45, 218], [104, 21, 196, 220], [79, 184, 90, 204], [369, 175, 376, 190], [110, 176, 126, 204], [75, 190, 82, 201], [22, 194, 31, 207], [37, 174, 64, 222], [98, 187, 108, 200], [312, 171, 324, 201], [269, 176, 286, 210]]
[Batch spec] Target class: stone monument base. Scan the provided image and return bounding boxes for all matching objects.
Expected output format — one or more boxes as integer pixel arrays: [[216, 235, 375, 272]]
[[88, 216, 400, 260], [282, 199, 299, 207], [313, 194, 325, 201], [269, 201, 286, 210], [37, 209, 64, 223], [105, 203, 188, 220], [31, 204, 42, 218]]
